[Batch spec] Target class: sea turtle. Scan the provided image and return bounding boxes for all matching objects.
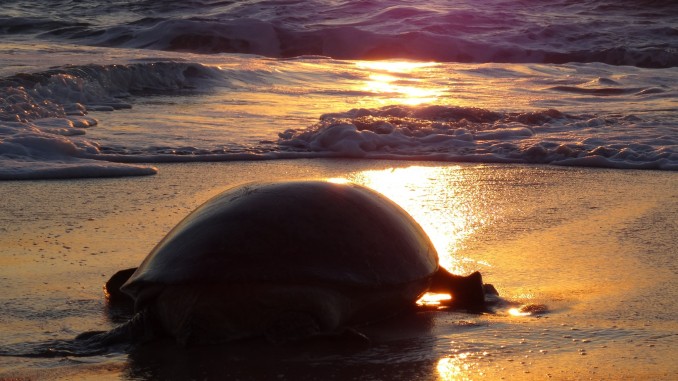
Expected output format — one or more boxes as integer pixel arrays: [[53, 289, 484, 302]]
[[88, 180, 490, 348]]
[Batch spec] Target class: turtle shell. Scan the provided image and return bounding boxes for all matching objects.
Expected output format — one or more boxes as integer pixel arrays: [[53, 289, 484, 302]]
[[121, 181, 439, 304]]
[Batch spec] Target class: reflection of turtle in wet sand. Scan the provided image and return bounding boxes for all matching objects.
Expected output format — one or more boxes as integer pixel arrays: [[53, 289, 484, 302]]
[[85, 180, 495, 348]]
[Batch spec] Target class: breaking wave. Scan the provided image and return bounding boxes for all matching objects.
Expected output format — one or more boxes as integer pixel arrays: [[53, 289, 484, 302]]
[[1, 59, 676, 180], [278, 106, 677, 170], [0, 62, 223, 179]]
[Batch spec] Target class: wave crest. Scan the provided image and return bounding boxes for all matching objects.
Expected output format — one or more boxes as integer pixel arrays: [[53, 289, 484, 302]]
[[4, 0, 677, 68], [0, 62, 222, 179]]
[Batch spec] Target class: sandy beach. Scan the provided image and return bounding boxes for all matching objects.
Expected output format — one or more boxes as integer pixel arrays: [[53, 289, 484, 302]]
[[1, 160, 676, 380]]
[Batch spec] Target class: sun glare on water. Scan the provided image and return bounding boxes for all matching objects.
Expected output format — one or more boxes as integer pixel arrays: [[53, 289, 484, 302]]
[[330, 165, 495, 309], [356, 61, 438, 72], [437, 354, 479, 381], [416, 292, 452, 307], [334, 165, 487, 274], [508, 307, 531, 317], [355, 61, 444, 105]]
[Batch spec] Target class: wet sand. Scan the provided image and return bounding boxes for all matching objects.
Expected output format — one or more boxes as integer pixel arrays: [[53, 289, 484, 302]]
[[1, 160, 676, 380]]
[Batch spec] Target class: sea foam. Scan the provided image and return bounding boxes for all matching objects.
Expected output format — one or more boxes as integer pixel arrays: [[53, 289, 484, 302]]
[[278, 106, 677, 170], [0, 62, 222, 179], [1, 56, 676, 180]]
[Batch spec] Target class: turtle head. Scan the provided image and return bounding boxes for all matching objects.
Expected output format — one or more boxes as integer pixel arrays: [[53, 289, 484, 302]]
[[428, 268, 487, 312]]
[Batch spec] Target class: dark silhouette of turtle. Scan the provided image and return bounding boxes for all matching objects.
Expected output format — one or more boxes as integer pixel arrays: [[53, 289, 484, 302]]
[[91, 181, 491, 348]]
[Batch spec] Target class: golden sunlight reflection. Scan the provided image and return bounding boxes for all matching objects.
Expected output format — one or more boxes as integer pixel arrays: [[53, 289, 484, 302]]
[[508, 307, 531, 317], [416, 292, 452, 307], [338, 165, 486, 274], [437, 354, 476, 381], [355, 61, 444, 105], [356, 61, 438, 73]]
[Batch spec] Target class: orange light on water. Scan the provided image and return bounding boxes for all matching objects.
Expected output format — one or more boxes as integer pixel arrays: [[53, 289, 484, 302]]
[[325, 177, 350, 184], [356, 61, 438, 73], [508, 307, 531, 317], [416, 292, 452, 307], [437, 354, 475, 381], [355, 61, 444, 105], [340, 165, 486, 274]]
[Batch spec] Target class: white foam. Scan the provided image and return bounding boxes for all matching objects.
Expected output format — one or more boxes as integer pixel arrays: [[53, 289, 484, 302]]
[[0, 118, 158, 180], [277, 106, 677, 170], [0, 62, 222, 180], [1, 54, 676, 179], [0, 157, 157, 180]]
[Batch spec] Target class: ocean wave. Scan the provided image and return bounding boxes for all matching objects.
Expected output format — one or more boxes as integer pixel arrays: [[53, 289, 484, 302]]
[[1, 60, 676, 180], [277, 106, 677, 170], [41, 18, 678, 69], [2, 0, 677, 68], [0, 61, 223, 117], [0, 62, 223, 179]]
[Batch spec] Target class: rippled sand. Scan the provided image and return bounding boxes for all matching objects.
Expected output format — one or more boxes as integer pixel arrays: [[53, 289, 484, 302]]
[[1, 161, 676, 380]]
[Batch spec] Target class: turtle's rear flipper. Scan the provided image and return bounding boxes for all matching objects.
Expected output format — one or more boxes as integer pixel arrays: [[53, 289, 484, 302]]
[[265, 311, 321, 344], [265, 312, 370, 347], [0, 312, 152, 359]]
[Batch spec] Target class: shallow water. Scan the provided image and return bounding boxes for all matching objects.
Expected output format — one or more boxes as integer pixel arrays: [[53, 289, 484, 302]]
[[1, 46, 676, 179], [1, 162, 676, 379]]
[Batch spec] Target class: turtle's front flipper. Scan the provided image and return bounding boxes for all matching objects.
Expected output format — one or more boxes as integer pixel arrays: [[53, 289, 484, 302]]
[[105, 267, 138, 302], [104, 267, 137, 309], [429, 268, 487, 311], [77, 309, 159, 347]]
